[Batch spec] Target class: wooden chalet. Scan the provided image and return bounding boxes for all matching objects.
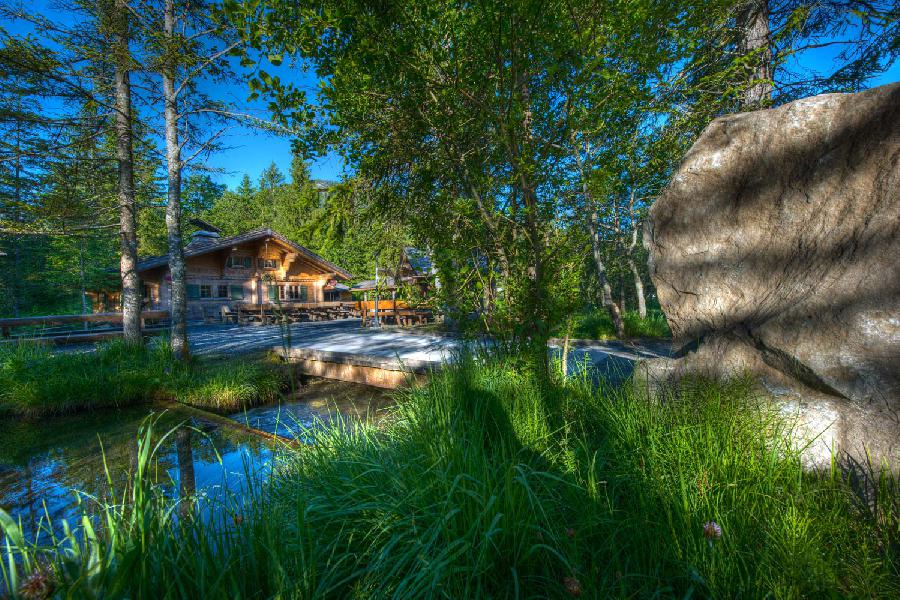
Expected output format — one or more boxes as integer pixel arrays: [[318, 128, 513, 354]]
[[136, 224, 353, 320], [351, 247, 435, 295]]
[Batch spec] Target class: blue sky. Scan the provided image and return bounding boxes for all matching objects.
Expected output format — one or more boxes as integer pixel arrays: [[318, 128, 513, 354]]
[[6, 2, 899, 190]]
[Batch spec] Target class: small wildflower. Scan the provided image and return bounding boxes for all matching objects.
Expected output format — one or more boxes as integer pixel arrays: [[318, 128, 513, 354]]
[[17, 568, 55, 600], [565, 527, 576, 538], [562, 576, 582, 597], [702, 521, 722, 545], [233, 514, 244, 526]]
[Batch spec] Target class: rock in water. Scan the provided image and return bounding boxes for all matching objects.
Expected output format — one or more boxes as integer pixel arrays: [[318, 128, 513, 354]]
[[644, 82, 900, 468]]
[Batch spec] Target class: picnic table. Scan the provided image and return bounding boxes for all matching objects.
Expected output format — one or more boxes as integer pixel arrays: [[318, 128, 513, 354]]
[[356, 300, 433, 327], [233, 302, 356, 325]]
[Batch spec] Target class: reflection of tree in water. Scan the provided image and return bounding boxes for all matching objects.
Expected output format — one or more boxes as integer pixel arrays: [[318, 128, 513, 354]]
[[0, 409, 231, 537], [176, 427, 196, 516]]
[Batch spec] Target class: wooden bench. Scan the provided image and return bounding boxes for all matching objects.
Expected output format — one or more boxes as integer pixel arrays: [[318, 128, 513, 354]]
[[221, 305, 239, 324]]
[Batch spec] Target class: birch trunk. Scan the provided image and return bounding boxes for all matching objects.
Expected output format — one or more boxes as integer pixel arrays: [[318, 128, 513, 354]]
[[628, 257, 647, 319], [113, 0, 142, 345], [163, 0, 189, 361], [626, 225, 647, 319], [588, 209, 625, 338], [571, 132, 625, 338]]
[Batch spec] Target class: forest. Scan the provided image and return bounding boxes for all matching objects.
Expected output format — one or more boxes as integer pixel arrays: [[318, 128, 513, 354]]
[[1, 1, 899, 598]]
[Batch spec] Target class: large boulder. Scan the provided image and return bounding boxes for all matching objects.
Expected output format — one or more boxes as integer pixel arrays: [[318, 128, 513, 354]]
[[644, 82, 900, 468]]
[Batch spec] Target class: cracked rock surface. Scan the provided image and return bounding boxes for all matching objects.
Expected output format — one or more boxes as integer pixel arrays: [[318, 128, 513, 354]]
[[644, 83, 900, 467]]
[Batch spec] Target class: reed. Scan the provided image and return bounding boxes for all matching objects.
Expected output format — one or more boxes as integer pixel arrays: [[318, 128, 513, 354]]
[[0, 339, 287, 416]]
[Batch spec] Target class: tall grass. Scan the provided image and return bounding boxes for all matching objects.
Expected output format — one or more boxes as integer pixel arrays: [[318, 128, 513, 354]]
[[2, 358, 897, 598], [0, 340, 287, 416], [562, 308, 671, 340]]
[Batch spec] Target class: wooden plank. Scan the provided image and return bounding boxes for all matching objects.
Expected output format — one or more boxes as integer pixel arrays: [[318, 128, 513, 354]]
[[0, 327, 168, 346]]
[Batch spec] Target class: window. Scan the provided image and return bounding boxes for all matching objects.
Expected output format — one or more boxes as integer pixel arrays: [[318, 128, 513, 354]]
[[199, 284, 212, 299], [258, 258, 279, 270], [285, 284, 308, 301], [229, 285, 244, 300], [217, 285, 229, 298], [227, 255, 254, 269]]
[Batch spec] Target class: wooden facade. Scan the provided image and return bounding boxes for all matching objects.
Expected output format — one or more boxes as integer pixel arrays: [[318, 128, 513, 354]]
[[136, 227, 353, 320]]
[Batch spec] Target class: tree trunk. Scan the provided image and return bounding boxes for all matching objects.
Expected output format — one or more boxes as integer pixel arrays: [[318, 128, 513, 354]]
[[587, 212, 625, 338], [571, 132, 625, 338], [12, 119, 22, 317], [739, 0, 773, 107], [79, 246, 89, 327], [627, 257, 647, 319], [163, 0, 189, 361], [112, 0, 142, 345]]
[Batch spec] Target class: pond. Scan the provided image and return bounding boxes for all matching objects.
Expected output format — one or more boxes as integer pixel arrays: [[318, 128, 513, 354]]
[[0, 379, 393, 540]]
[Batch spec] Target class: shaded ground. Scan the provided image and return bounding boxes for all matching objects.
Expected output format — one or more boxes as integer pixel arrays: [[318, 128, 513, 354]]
[[188, 319, 459, 362], [186, 320, 671, 381]]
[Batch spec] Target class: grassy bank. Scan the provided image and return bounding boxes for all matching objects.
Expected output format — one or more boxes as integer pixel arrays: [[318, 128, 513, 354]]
[[560, 308, 671, 340], [2, 359, 898, 598], [0, 340, 287, 417]]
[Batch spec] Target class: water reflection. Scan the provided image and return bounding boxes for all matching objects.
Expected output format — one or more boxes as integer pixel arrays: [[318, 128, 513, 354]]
[[0, 379, 392, 540], [232, 378, 394, 439]]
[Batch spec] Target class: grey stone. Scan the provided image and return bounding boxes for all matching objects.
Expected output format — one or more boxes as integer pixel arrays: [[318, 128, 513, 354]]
[[644, 82, 900, 469]]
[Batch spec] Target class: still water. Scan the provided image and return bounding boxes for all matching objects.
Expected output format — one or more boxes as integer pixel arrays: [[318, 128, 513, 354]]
[[0, 379, 393, 539]]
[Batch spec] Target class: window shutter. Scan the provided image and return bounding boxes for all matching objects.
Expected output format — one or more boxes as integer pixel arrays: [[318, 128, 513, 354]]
[[186, 284, 200, 299], [299, 285, 308, 301], [229, 285, 244, 300], [268, 285, 278, 301], [243, 256, 252, 268]]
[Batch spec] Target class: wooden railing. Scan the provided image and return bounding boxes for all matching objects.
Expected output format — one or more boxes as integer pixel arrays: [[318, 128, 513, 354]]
[[0, 311, 170, 341]]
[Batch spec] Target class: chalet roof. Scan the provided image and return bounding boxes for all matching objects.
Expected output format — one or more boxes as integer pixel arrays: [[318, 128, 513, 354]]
[[188, 217, 222, 234], [401, 247, 433, 277], [351, 276, 397, 292], [136, 227, 353, 280]]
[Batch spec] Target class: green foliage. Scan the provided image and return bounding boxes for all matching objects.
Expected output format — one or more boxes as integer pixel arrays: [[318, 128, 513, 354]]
[[0, 340, 287, 417], [3, 359, 897, 597]]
